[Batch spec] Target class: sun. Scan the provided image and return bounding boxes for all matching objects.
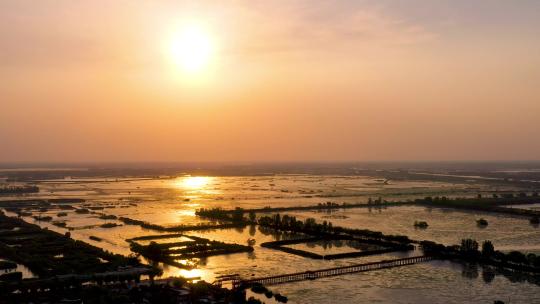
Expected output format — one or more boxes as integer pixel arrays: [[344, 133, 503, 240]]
[[169, 24, 214, 73]]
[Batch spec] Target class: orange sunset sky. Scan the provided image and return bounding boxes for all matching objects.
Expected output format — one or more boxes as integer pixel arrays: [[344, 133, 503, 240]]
[[1, 1, 540, 162]]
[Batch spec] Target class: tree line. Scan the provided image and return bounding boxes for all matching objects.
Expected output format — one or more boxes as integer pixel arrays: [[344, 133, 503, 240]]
[[421, 239, 540, 272]]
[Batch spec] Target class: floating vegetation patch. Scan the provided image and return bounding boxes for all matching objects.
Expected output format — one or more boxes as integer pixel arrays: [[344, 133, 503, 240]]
[[100, 223, 121, 229], [89, 236, 103, 242], [128, 235, 253, 269], [118, 216, 245, 232], [0, 213, 140, 277], [52, 221, 67, 228], [33, 215, 53, 222], [98, 214, 117, 220]]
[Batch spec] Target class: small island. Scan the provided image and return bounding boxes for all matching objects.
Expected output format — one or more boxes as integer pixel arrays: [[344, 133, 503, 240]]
[[414, 221, 429, 229], [476, 218, 489, 227]]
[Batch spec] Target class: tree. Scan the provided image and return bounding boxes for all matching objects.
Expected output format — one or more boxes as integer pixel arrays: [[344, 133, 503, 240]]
[[232, 207, 245, 222], [248, 211, 256, 222], [527, 253, 537, 266], [144, 242, 164, 261], [273, 214, 281, 227], [304, 218, 316, 230], [460, 239, 479, 253], [481, 241, 495, 257], [507, 251, 528, 265]]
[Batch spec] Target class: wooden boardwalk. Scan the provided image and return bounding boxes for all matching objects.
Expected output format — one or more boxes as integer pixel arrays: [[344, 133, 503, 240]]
[[233, 255, 433, 288]]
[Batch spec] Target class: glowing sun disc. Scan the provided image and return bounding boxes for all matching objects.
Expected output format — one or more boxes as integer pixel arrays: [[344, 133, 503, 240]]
[[169, 24, 214, 73]]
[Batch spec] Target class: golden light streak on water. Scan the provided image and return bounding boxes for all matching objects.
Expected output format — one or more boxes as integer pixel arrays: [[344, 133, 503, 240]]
[[178, 176, 213, 189]]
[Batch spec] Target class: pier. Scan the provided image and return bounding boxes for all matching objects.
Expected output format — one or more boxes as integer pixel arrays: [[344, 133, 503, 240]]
[[233, 255, 433, 288]]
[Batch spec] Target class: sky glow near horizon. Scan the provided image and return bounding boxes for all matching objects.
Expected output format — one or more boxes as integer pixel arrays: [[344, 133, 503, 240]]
[[1, 1, 540, 162]]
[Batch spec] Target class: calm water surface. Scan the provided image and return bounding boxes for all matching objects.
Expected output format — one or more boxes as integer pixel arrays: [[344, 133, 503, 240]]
[[2, 175, 539, 303]]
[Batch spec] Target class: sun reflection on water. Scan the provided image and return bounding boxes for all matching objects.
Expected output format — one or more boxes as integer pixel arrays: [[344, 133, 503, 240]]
[[164, 265, 211, 282], [176, 209, 197, 217], [181, 176, 212, 189], [175, 176, 213, 190]]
